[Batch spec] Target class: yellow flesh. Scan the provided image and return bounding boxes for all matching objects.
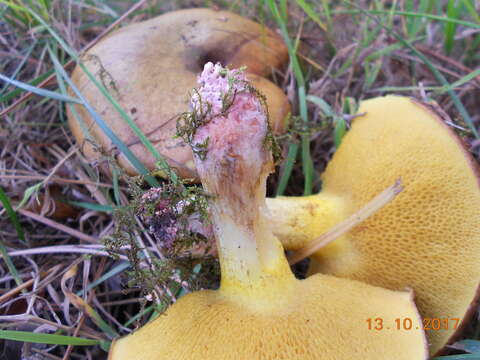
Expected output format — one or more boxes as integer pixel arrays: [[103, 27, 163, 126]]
[[267, 95, 480, 354]]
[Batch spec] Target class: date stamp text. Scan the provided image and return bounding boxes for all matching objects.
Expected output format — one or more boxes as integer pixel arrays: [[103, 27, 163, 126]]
[[366, 317, 460, 331]]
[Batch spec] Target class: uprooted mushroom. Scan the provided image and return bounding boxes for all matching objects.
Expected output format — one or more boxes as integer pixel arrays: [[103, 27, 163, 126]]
[[68, 8, 290, 179], [108, 64, 428, 360], [141, 93, 480, 355]]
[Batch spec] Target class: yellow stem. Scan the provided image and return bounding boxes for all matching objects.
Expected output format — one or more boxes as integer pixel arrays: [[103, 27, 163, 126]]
[[288, 179, 403, 265]]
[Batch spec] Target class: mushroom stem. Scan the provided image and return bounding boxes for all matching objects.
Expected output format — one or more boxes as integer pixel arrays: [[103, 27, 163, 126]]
[[191, 63, 292, 292], [109, 84, 429, 360], [288, 179, 403, 264]]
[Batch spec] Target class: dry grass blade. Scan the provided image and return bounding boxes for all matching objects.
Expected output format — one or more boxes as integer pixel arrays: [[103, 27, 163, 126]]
[[0, 265, 61, 305], [0, 174, 119, 189], [60, 263, 118, 339], [7, 245, 129, 261], [18, 209, 98, 244], [0, 0, 149, 117]]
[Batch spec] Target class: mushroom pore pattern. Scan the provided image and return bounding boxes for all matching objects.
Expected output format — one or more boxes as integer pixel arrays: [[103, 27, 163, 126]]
[[108, 64, 428, 360]]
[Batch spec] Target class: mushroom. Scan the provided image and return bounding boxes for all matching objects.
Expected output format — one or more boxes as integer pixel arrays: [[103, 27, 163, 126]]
[[108, 64, 428, 360], [266, 95, 480, 355], [68, 8, 290, 179]]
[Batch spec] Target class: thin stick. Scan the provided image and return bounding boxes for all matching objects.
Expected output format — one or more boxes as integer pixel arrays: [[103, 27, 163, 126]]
[[288, 179, 404, 265]]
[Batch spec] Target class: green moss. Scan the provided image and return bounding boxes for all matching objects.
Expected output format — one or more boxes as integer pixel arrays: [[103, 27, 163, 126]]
[[104, 168, 217, 305]]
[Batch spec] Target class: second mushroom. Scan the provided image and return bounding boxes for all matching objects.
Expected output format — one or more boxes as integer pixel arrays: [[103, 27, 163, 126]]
[[267, 95, 480, 355]]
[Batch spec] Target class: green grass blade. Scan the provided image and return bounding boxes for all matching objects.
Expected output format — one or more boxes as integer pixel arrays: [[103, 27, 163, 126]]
[[0, 187, 25, 243], [321, 0, 332, 31], [279, 0, 287, 21], [344, 1, 479, 139], [0, 186, 24, 286], [46, 46, 159, 187], [75, 262, 130, 296], [373, 85, 442, 92], [100, 340, 111, 352], [16, 183, 42, 209], [124, 305, 154, 327], [333, 115, 346, 148], [461, 0, 480, 22], [112, 167, 121, 206], [84, 304, 119, 339], [404, 0, 431, 37], [306, 95, 333, 117], [307, 95, 346, 147], [0, 330, 100, 346], [334, 9, 480, 29], [267, 0, 314, 195], [0, 42, 36, 96], [0, 73, 81, 104], [404, 0, 415, 35], [52, 53, 95, 145], [0, 69, 54, 103], [0, 1, 75, 58], [0, 229, 23, 288], [294, 0, 327, 31], [438, 68, 480, 94], [275, 143, 298, 196], [433, 355, 480, 359], [365, 36, 425, 62], [444, 0, 462, 54], [69, 201, 115, 212]]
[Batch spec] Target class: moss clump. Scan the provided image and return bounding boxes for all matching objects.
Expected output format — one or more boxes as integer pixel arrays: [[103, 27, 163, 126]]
[[104, 167, 218, 305]]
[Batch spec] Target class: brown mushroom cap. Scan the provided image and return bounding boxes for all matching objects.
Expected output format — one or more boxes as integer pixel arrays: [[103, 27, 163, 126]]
[[68, 8, 289, 179], [267, 95, 480, 354]]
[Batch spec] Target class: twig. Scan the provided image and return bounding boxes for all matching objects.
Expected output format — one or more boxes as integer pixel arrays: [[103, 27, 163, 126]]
[[288, 179, 404, 265]]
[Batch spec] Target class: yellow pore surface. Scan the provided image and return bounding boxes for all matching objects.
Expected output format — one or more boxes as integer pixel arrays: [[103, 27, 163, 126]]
[[109, 274, 427, 360], [268, 95, 480, 354]]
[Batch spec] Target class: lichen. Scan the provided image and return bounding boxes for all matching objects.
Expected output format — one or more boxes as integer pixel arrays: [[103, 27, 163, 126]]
[[84, 54, 120, 98]]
